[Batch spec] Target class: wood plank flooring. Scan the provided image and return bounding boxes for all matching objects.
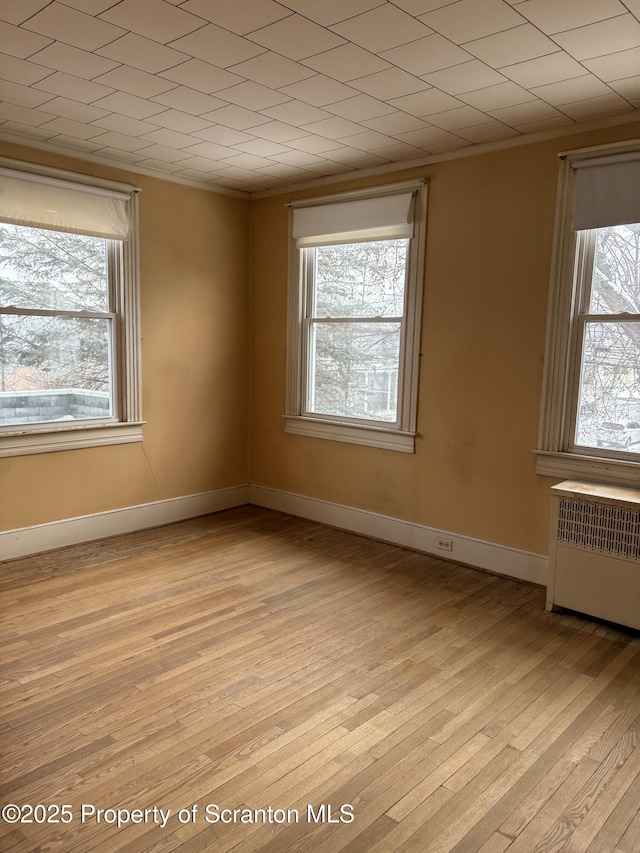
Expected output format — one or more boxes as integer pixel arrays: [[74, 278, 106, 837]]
[[1, 506, 639, 852]]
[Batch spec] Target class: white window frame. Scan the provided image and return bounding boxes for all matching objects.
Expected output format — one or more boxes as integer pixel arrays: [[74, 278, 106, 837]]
[[536, 141, 640, 486], [0, 158, 143, 458], [285, 180, 427, 453]]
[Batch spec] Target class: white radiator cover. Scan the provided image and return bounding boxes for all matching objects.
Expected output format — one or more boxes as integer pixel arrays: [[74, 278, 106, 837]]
[[547, 481, 640, 630]]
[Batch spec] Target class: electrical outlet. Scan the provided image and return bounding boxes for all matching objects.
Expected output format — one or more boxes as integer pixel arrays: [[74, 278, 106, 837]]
[[436, 537, 453, 552]]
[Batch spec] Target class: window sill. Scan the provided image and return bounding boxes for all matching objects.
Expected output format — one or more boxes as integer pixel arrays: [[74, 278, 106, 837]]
[[285, 416, 415, 453], [0, 422, 145, 458], [535, 449, 640, 487]]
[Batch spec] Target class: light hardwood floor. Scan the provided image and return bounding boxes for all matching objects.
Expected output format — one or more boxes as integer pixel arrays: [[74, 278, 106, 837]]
[[1, 506, 639, 853]]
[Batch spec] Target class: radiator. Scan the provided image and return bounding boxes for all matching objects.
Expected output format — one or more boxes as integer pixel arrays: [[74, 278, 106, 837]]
[[546, 481, 640, 630]]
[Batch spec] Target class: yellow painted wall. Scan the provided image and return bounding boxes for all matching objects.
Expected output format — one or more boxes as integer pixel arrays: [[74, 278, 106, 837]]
[[0, 142, 250, 532], [249, 121, 640, 557]]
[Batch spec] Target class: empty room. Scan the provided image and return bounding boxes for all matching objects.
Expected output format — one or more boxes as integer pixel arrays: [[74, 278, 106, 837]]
[[1, 0, 639, 851]]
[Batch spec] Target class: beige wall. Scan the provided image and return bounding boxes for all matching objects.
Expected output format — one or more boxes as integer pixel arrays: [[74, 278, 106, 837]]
[[249, 121, 640, 557], [0, 142, 250, 532]]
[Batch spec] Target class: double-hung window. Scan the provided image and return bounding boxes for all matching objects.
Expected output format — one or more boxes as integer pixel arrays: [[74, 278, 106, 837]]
[[0, 159, 142, 457], [538, 144, 640, 485], [286, 181, 427, 453]]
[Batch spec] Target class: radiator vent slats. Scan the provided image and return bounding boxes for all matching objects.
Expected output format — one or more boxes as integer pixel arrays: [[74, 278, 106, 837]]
[[558, 496, 640, 561]]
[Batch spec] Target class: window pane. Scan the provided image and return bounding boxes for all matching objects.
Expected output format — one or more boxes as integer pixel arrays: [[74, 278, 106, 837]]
[[315, 240, 407, 318], [0, 315, 112, 426], [0, 223, 108, 312], [590, 223, 640, 315], [575, 321, 640, 453], [308, 321, 401, 422]]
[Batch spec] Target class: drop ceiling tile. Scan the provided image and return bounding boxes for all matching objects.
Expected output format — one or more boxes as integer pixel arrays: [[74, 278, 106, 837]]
[[530, 75, 613, 105], [0, 53, 52, 85], [488, 100, 563, 124], [583, 46, 640, 80], [23, 2, 126, 51], [99, 0, 204, 44], [191, 124, 255, 144], [279, 75, 359, 107], [0, 120, 52, 140], [516, 0, 627, 34], [182, 140, 236, 159], [300, 115, 367, 138], [337, 129, 397, 149], [558, 92, 633, 119], [393, 0, 460, 12], [388, 88, 463, 117], [173, 167, 217, 181], [426, 138, 471, 153], [500, 52, 587, 88], [39, 96, 110, 122], [30, 42, 119, 78], [553, 15, 640, 60], [247, 15, 346, 61], [91, 92, 168, 119], [464, 24, 558, 67], [0, 0, 50, 25], [93, 113, 166, 136], [88, 130, 154, 151], [419, 0, 524, 42], [261, 100, 333, 125], [326, 94, 393, 121], [92, 147, 142, 163], [0, 80, 53, 108], [33, 71, 115, 103], [151, 87, 228, 116], [214, 81, 291, 111], [135, 157, 184, 172], [181, 0, 290, 35], [251, 120, 309, 142], [168, 25, 265, 68], [267, 149, 327, 166], [274, 0, 383, 27], [95, 66, 178, 99], [421, 60, 507, 95], [38, 116, 104, 138], [396, 125, 460, 146], [380, 34, 472, 76], [235, 138, 291, 156], [48, 134, 104, 151], [258, 161, 327, 178], [301, 44, 390, 83], [361, 111, 429, 133], [159, 59, 245, 94], [458, 81, 535, 111], [201, 105, 272, 129], [371, 142, 425, 159], [229, 53, 314, 89], [0, 21, 51, 59], [623, 0, 640, 15], [323, 146, 387, 165], [135, 143, 192, 162], [59, 0, 122, 13], [455, 121, 520, 142], [145, 108, 211, 133], [174, 156, 223, 170], [609, 74, 640, 99], [331, 6, 434, 54], [221, 152, 275, 169], [0, 102, 50, 125], [96, 35, 187, 75], [514, 115, 574, 133], [426, 104, 494, 129], [350, 68, 429, 100], [287, 134, 343, 153], [138, 127, 197, 148]]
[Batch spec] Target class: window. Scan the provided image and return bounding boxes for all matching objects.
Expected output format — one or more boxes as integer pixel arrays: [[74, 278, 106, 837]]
[[286, 181, 427, 452], [0, 159, 142, 457], [537, 144, 640, 485]]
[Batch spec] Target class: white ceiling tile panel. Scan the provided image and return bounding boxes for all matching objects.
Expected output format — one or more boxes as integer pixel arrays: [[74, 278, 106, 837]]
[[91, 147, 142, 162], [419, 0, 524, 42], [229, 53, 315, 89], [513, 115, 574, 133], [249, 120, 309, 142], [330, 6, 434, 54], [337, 129, 398, 149], [39, 97, 111, 122], [267, 149, 328, 166], [30, 42, 119, 78], [260, 100, 333, 125], [287, 134, 344, 153], [622, 0, 640, 16], [220, 152, 275, 169], [0, 53, 52, 85], [500, 52, 588, 88], [396, 125, 461, 146], [139, 127, 199, 148], [455, 121, 520, 141], [552, 15, 640, 60], [91, 113, 165, 136], [530, 75, 614, 105], [235, 138, 291, 156], [135, 157, 185, 172], [488, 99, 564, 124], [349, 68, 429, 100], [191, 124, 256, 145], [583, 47, 640, 81], [94, 66, 179, 98], [59, 0, 123, 13], [464, 23, 559, 67], [421, 60, 508, 95], [426, 104, 495, 129], [91, 92, 168, 119], [168, 24, 266, 68], [388, 88, 464, 117], [361, 111, 429, 133], [274, 0, 384, 28], [300, 115, 368, 138], [200, 105, 272, 129], [247, 15, 346, 61], [370, 141, 425, 159], [213, 81, 291, 110], [392, 0, 460, 12], [133, 143, 192, 162], [559, 92, 633, 119], [181, 0, 291, 35], [23, 3, 126, 51], [0, 102, 50, 124], [458, 81, 536, 111], [99, 0, 204, 44], [173, 167, 217, 180], [516, 0, 628, 34], [0, 21, 52, 59], [322, 147, 388, 165], [182, 140, 237, 159], [144, 108, 211, 133], [0, 120, 53, 139], [0, 80, 53, 108], [278, 75, 360, 107], [256, 161, 321, 178], [380, 34, 472, 76], [88, 130, 154, 151], [48, 134, 105, 151], [158, 59, 245, 94], [38, 116, 104, 138], [301, 44, 391, 83], [96, 35, 189, 75], [424, 138, 471, 153], [0, 0, 51, 26], [151, 87, 228, 116], [609, 75, 640, 99], [326, 94, 393, 121], [33, 71, 115, 103]]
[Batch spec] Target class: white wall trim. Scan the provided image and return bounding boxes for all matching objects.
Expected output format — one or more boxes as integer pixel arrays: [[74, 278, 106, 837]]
[[249, 485, 548, 586], [1, 485, 249, 561]]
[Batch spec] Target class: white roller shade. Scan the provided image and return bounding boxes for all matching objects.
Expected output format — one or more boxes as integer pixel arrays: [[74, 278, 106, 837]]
[[573, 152, 640, 231], [292, 192, 415, 246], [0, 168, 131, 239]]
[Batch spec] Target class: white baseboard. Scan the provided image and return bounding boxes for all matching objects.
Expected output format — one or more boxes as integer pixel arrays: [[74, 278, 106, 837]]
[[1, 485, 249, 561], [249, 485, 548, 586]]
